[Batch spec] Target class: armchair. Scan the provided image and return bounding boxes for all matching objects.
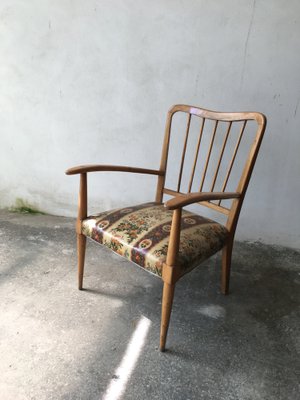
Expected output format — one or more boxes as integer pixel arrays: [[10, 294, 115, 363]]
[[66, 104, 266, 351]]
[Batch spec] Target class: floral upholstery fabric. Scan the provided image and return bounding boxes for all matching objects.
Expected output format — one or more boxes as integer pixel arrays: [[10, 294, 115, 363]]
[[82, 202, 228, 278]]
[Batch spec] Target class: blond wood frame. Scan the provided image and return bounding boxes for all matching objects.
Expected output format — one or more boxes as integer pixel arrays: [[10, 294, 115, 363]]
[[66, 104, 266, 351]]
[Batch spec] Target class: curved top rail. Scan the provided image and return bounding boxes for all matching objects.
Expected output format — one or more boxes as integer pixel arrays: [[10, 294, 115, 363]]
[[168, 104, 266, 125]]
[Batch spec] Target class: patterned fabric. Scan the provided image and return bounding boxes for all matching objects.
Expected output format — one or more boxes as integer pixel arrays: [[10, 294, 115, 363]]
[[82, 202, 228, 278]]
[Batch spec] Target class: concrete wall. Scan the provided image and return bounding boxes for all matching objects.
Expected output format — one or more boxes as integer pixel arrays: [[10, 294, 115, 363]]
[[0, 0, 299, 248]]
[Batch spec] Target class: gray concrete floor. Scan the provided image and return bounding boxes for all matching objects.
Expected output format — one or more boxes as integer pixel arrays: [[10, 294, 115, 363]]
[[0, 210, 299, 400]]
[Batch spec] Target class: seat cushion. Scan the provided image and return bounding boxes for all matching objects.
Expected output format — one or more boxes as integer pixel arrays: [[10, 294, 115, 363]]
[[82, 202, 228, 278]]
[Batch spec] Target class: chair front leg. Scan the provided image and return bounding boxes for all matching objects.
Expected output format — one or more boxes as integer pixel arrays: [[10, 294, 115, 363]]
[[160, 281, 175, 351], [159, 207, 182, 351], [77, 173, 87, 290], [77, 233, 86, 290]]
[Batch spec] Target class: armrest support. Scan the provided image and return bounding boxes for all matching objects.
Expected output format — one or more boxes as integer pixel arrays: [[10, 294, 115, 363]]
[[165, 192, 241, 210], [65, 164, 164, 176]]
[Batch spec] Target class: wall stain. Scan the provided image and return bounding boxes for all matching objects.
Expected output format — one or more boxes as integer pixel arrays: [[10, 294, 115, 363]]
[[240, 0, 256, 88], [194, 72, 200, 97], [9, 198, 46, 215], [294, 97, 300, 117]]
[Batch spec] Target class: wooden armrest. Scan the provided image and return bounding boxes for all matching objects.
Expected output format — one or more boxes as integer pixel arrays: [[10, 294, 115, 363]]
[[65, 164, 164, 176], [164, 192, 241, 210]]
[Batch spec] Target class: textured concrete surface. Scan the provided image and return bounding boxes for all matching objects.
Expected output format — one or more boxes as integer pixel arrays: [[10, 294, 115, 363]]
[[0, 210, 299, 400]]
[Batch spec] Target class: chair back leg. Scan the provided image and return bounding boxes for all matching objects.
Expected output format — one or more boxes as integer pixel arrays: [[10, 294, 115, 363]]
[[221, 238, 234, 295]]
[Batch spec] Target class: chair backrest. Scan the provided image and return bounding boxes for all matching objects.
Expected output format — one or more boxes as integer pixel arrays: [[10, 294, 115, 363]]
[[156, 104, 266, 233]]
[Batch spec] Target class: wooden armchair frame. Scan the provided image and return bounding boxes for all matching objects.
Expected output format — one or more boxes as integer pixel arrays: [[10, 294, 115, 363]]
[[66, 104, 266, 351]]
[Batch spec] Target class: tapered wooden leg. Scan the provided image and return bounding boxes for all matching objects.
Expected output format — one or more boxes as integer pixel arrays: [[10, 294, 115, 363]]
[[77, 233, 86, 290], [221, 240, 233, 295], [160, 282, 175, 352]]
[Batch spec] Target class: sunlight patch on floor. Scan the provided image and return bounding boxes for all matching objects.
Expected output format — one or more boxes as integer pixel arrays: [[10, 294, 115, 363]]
[[102, 316, 151, 400], [197, 304, 226, 319]]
